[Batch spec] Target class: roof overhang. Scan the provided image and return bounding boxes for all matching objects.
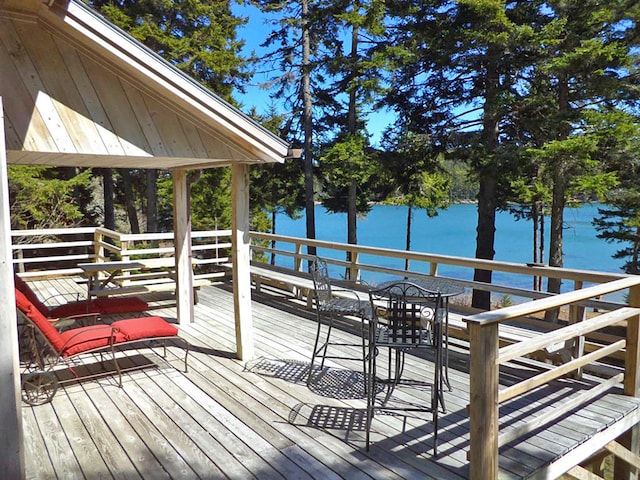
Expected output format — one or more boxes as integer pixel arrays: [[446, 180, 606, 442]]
[[0, 0, 289, 169]]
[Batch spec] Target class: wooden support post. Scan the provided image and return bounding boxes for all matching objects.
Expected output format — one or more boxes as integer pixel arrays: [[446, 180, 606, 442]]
[[294, 242, 303, 272], [172, 168, 194, 324], [349, 250, 360, 282], [617, 284, 640, 479], [0, 97, 26, 479], [430, 262, 438, 277], [120, 239, 131, 285], [468, 319, 499, 480], [94, 228, 105, 262], [232, 163, 253, 361], [569, 280, 586, 378]]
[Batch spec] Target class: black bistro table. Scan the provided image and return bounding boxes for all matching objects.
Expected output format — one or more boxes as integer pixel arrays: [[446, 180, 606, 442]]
[[374, 277, 465, 404]]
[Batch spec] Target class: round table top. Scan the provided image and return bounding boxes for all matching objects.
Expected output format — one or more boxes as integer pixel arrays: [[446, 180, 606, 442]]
[[375, 277, 465, 298]]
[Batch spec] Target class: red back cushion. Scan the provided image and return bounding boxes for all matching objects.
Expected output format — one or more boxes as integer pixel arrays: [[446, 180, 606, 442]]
[[15, 289, 64, 352], [14, 275, 51, 316], [93, 296, 148, 314], [49, 302, 98, 318], [112, 316, 178, 341]]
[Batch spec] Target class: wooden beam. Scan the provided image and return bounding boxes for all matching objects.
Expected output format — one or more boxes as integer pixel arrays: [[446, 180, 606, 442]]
[[566, 465, 604, 480], [606, 441, 640, 470], [618, 283, 640, 479], [172, 168, 194, 324], [231, 163, 253, 360], [0, 97, 26, 478], [468, 321, 499, 480]]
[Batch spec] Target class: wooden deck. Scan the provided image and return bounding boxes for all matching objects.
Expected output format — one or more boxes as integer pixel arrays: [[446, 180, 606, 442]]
[[20, 278, 640, 479]]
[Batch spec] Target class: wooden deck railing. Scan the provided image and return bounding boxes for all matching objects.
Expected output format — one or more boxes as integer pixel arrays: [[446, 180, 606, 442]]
[[250, 231, 630, 311], [11, 227, 232, 283], [464, 276, 640, 479], [13, 226, 635, 310]]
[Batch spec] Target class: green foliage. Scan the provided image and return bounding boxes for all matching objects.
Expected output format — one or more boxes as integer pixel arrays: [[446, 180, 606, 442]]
[[318, 133, 376, 214], [248, 108, 305, 231], [594, 190, 640, 274], [251, 160, 305, 224], [320, 133, 372, 185], [8, 166, 92, 230], [188, 169, 233, 231], [379, 129, 450, 216], [86, 0, 248, 101], [593, 109, 640, 273]]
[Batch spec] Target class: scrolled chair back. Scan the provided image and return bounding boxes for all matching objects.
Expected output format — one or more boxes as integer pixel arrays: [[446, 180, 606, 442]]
[[310, 257, 334, 307], [369, 280, 442, 346]]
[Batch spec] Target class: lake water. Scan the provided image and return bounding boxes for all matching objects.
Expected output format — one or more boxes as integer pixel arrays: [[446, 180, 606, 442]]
[[275, 203, 625, 296]]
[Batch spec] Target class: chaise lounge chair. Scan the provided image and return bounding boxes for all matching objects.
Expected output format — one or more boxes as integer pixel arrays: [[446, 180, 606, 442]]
[[14, 274, 148, 318], [15, 288, 189, 405]]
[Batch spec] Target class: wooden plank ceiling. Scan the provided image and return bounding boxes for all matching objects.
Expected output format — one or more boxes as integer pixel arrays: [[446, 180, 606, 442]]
[[0, 0, 288, 169]]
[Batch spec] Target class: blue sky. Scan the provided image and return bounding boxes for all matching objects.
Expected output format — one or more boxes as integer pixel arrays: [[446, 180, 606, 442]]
[[232, 2, 392, 146]]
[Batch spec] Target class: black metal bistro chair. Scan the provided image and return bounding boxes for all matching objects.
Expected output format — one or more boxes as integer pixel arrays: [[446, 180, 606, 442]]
[[365, 280, 444, 455], [307, 257, 370, 386]]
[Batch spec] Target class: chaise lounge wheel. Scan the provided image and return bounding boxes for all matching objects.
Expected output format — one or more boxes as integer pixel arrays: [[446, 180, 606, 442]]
[[21, 372, 58, 405]]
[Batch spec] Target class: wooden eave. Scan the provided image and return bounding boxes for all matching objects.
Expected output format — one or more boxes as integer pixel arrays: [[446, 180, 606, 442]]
[[0, 0, 288, 169]]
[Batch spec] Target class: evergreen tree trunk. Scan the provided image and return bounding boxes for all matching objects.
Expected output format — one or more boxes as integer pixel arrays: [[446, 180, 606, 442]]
[[345, 22, 359, 280], [472, 177, 497, 309], [405, 204, 412, 272], [271, 208, 277, 265], [146, 169, 158, 233], [545, 167, 566, 322], [540, 207, 545, 267], [302, 0, 316, 258], [471, 45, 500, 311], [545, 77, 570, 323], [120, 169, 140, 234], [532, 200, 541, 290], [102, 168, 115, 231], [632, 227, 640, 274]]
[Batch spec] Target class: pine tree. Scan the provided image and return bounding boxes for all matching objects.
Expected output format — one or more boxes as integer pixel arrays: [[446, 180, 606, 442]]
[[521, 0, 638, 311], [383, 0, 542, 309]]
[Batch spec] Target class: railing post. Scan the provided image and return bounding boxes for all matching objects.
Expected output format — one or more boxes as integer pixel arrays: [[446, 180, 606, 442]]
[[120, 239, 131, 285], [430, 262, 439, 276], [349, 250, 360, 281], [94, 228, 104, 262], [15, 248, 24, 273], [468, 320, 499, 480], [568, 280, 586, 378], [294, 242, 304, 272], [617, 284, 640, 479]]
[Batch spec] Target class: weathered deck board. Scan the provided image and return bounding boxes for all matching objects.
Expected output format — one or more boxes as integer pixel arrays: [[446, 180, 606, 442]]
[[18, 280, 640, 480]]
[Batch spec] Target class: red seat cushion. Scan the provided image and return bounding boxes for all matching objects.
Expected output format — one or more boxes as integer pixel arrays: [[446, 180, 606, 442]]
[[112, 316, 178, 341], [59, 325, 126, 357], [93, 296, 148, 314]]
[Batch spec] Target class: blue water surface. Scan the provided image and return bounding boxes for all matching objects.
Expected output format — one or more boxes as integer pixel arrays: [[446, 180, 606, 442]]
[[274, 203, 625, 296]]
